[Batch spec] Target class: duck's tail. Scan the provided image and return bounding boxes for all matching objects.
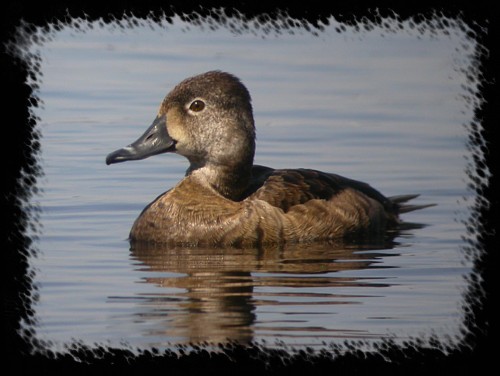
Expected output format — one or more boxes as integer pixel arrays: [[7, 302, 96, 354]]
[[388, 194, 436, 214]]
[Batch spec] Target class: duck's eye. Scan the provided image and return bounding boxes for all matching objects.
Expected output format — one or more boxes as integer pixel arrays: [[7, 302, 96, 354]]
[[189, 100, 205, 112]]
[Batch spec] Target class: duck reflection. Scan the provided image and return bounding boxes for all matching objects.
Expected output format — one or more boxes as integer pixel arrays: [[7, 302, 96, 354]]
[[128, 232, 413, 346]]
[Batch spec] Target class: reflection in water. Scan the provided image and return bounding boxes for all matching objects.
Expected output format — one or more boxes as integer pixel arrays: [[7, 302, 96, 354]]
[[127, 233, 407, 346]]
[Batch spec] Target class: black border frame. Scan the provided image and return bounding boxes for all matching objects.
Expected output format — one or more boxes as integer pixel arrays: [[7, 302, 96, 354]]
[[2, 1, 497, 374]]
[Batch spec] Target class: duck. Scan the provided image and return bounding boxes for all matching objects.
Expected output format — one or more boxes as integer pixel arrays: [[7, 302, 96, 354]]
[[106, 71, 433, 247]]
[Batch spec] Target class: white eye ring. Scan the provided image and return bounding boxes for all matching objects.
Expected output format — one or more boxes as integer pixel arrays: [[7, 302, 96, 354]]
[[188, 99, 205, 113]]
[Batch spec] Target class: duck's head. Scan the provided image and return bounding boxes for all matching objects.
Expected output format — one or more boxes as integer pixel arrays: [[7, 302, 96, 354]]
[[106, 71, 256, 196]]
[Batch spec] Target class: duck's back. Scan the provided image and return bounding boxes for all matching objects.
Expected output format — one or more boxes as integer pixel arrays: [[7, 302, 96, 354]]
[[223, 165, 398, 242], [243, 165, 395, 213]]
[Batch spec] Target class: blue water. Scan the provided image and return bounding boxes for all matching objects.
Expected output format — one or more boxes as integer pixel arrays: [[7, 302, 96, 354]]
[[23, 16, 479, 352]]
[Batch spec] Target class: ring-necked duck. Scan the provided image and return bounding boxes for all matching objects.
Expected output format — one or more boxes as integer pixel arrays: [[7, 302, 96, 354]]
[[106, 71, 433, 246]]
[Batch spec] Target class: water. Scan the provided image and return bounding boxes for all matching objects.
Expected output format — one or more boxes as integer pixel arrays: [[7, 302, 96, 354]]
[[23, 16, 479, 352]]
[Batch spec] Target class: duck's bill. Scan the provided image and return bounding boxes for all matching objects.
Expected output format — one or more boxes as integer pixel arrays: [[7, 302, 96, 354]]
[[106, 115, 176, 165]]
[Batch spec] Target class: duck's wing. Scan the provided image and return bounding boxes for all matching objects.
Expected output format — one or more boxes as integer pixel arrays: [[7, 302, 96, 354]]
[[243, 165, 394, 213]]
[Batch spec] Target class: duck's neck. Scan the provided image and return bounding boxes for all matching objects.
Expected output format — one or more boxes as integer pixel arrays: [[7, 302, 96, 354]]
[[186, 159, 253, 201]]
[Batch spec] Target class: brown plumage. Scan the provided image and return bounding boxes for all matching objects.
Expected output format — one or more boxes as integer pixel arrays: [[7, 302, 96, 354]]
[[106, 71, 433, 247]]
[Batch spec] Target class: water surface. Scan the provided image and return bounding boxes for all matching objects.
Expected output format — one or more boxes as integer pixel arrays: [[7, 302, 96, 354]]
[[25, 16, 478, 352]]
